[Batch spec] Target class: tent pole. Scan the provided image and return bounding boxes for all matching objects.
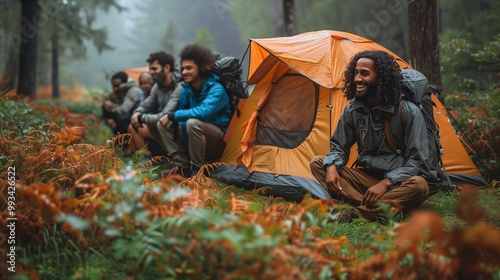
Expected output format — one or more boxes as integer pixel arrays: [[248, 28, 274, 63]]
[[239, 42, 250, 69], [240, 42, 251, 92], [328, 88, 333, 148]]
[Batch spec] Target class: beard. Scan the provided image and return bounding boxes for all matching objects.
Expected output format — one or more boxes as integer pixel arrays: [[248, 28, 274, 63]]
[[154, 69, 167, 84], [355, 83, 378, 102]]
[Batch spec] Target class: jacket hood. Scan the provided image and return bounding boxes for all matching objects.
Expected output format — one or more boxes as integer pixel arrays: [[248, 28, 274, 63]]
[[119, 79, 139, 92]]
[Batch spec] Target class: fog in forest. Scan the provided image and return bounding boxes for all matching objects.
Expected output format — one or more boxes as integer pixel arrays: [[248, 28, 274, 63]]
[[3, 0, 497, 94], [62, 0, 411, 91], [66, 0, 247, 90], [1, 0, 415, 92]]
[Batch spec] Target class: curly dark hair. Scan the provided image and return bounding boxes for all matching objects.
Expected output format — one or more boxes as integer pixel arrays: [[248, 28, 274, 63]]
[[111, 71, 128, 83], [146, 51, 175, 71], [179, 44, 215, 78], [342, 50, 402, 105]]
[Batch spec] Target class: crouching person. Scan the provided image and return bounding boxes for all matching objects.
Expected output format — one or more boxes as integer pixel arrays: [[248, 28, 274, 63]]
[[129, 52, 181, 158], [103, 71, 143, 135], [157, 44, 232, 177]]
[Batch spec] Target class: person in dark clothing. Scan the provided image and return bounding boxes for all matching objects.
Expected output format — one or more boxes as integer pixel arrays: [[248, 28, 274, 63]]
[[103, 71, 142, 135], [310, 50, 432, 222]]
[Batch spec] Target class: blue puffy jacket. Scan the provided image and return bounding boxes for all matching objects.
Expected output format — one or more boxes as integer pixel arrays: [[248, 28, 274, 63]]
[[173, 73, 232, 132]]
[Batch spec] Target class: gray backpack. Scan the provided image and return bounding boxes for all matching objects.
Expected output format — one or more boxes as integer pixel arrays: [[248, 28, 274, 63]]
[[384, 69, 452, 194]]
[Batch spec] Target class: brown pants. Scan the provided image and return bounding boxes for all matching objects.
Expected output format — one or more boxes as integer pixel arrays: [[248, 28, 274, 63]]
[[310, 156, 429, 221]]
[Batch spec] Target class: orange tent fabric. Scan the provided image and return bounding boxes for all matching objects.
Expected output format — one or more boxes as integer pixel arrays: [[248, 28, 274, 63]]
[[123, 67, 149, 82], [220, 30, 486, 188], [247, 30, 408, 89]]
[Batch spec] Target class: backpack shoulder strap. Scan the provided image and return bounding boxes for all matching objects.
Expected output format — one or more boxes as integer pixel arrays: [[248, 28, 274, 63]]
[[384, 100, 405, 155], [384, 112, 399, 154], [398, 99, 405, 127]]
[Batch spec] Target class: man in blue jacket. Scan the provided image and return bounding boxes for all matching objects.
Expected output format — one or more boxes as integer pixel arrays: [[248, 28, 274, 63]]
[[158, 44, 232, 177]]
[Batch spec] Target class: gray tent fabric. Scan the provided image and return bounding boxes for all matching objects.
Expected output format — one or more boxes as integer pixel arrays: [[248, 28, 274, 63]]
[[448, 174, 488, 188], [210, 164, 331, 201]]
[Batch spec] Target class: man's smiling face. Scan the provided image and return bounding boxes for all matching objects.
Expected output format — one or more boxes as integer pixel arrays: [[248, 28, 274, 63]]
[[354, 57, 377, 99]]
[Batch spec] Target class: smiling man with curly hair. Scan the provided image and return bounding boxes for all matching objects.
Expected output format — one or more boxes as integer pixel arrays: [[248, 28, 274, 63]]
[[310, 50, 433, 223], [157, 44, 233, 177]]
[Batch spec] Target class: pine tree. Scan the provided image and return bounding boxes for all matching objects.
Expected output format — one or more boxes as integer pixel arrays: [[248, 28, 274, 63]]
[[160, 20, 177, 55], [193, 27, 217, 53]]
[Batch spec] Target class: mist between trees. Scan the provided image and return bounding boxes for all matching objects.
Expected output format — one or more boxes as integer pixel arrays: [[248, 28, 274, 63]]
[[0, 0, 498, 93]]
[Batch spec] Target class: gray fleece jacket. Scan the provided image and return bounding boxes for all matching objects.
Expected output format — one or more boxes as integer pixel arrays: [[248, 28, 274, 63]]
[[112, 80, 143, 116], [133, 81, 181, 125]]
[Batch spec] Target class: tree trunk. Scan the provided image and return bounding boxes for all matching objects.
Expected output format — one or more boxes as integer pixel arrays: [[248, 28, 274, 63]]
[[51, 29, 60, 99], [269, 0, 284, 37], [17, 0, 40, 98], [408, 0, 442, 91], [0, 45, 18, 92], [282, 0, 297, 36]]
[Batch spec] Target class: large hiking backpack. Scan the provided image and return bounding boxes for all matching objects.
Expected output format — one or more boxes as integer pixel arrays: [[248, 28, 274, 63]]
[[172, 64, 183, 83], [384, 69, 452, 194], [212, 54, 249, 117]]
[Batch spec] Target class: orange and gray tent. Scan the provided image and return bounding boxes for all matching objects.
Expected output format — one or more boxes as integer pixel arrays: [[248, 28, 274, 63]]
[[210, 30, 487, 201]]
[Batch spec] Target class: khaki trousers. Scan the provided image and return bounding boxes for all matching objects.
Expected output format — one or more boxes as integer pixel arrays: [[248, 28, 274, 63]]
[[310, 155, 429, 221], [157, 119, 225, 168]]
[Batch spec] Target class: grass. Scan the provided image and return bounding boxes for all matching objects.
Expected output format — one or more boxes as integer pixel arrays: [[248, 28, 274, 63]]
[[17, 227, 127, 280], [421, 187, 500, 228]]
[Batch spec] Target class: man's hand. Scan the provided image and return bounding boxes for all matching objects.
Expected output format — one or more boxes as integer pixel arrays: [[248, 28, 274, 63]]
[[103, 100, 114, 112], [159, 114, 169, 126], [131, 112, 142, 129], [325, 165, 345, 196], [362, 178, 392, 209]]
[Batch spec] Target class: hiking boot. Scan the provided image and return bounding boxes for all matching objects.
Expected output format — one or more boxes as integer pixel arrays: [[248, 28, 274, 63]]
[[189, 166, 200, 177]]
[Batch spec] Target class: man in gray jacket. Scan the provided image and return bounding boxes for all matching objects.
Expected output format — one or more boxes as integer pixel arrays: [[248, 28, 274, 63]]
[[310, 50, 432, 222], [129, 51, 181, 156], [103, 71, 143, 135]]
